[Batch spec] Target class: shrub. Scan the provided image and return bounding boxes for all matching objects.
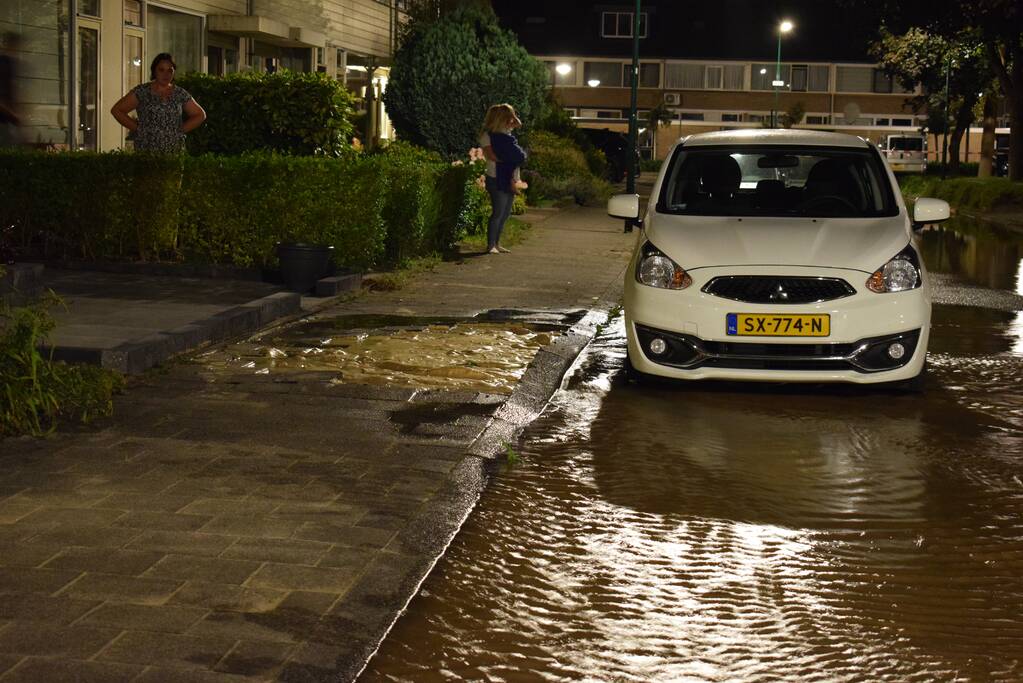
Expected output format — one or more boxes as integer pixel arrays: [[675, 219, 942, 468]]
[[0, 150, 181, 261], [174, 70, 355, 156], [0, 291, 124, 437], [0, 148, 479, 270], [384, 6, 548, 158], [899, 175, 1023, 211], [522, 131, 614, 206]]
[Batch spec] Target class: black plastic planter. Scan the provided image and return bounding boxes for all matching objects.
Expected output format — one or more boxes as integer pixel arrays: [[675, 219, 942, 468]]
[[276, 242, 334, 293]]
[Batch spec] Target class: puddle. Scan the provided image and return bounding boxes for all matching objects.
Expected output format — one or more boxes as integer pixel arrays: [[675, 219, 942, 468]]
[[364, 311, 1023, 683], [918, 215, 1023, 294], [194, 315, 561, 395]]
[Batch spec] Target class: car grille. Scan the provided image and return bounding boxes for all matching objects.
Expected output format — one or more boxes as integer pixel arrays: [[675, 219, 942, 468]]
[[702, 276, 856, 304], [635, 324, 920, 373]]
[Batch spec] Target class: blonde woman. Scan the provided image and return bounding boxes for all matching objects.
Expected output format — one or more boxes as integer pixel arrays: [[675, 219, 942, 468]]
[[479, 103, 525, 254]]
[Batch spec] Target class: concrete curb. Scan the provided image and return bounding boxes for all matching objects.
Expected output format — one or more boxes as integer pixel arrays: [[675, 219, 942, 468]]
[[344, 314, 600, 682], [45, 291, 302, 374]]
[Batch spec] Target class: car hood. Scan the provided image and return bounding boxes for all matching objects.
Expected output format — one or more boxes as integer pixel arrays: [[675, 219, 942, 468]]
[[645, 214, 910, 273]]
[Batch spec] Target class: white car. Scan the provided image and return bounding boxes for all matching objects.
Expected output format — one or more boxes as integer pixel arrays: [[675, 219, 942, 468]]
[[609, 129, 950, 387]]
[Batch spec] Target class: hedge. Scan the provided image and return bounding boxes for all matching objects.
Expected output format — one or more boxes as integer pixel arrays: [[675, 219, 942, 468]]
[[899, 175, 1023, 212], [0, 149, 480, 270], [173, 71, 355, 157], [521, 131, 614, 206]]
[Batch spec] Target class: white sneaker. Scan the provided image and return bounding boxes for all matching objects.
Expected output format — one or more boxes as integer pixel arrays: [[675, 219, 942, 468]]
[[487, 247, 500, 254], [496, 246, 511, 253]]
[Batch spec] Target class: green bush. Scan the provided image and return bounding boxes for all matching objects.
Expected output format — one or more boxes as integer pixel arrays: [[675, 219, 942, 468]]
[[522, 131, 614, 206], [0, 291, 124, 437], [640, 158, 664, 173], [0, 150, 181, 260], [0, 148, 479, 270], [174, 70, 355, 156], [384, 6, 548, 158], [899, 175, 1023, 211]]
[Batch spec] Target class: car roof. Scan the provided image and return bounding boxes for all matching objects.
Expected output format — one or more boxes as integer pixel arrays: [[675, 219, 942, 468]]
[[680, 129, 873, 149]]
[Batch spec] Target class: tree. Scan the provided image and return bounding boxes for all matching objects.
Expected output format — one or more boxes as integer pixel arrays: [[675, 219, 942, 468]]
[[779, 101, 806, 129], [384, 5, 548, 158], [871, 27, 989, 173], [842, 0, 1022, 180]]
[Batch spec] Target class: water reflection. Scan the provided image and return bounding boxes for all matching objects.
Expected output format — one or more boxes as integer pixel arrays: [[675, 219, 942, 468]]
[[363, 314, 1023, 683], [918, 215, 1023, 294]]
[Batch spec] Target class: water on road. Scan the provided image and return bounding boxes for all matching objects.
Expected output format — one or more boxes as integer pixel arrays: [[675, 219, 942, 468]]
[[362, 218, 1023, 682]]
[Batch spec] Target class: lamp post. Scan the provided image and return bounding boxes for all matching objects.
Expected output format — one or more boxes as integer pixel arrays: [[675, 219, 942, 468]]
[[772, 20, 793, 128], [625, 0, 641, 233]]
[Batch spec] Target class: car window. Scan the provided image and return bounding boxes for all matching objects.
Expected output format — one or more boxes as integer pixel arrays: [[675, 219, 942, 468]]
[[889, 137, 923, 151], [658, 145, 898, 218]]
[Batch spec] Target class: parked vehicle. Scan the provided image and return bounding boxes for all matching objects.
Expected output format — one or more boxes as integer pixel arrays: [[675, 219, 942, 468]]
[[881, 133, 927, 173], [608, 129, 951, 388], [579, 127, 640, 182]]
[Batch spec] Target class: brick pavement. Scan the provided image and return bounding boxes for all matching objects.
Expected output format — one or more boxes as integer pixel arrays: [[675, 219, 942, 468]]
[[0, 203, 634, 682]]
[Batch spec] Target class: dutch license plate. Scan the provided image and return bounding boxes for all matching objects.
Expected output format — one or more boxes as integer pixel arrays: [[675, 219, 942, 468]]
[[726, 313, 830, 337]]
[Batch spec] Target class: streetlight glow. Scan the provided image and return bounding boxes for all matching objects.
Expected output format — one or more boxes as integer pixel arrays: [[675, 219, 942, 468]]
[[780, 20, 794, 33], [759, 68, 767, 74], [555, 63, 572, 76], [587, 79, 600, 87]]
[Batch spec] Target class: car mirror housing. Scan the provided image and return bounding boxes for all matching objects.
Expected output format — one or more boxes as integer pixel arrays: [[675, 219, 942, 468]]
[[608, 193, 640, 221], [912, 197, 950, 230]]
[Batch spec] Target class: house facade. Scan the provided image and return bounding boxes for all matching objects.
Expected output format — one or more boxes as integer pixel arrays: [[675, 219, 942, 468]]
[[496, 2, 928, 160], [1, 0, 403, 152]]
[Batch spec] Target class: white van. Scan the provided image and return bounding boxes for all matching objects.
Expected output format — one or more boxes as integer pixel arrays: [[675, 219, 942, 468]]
[[882, 134, 927, 173]]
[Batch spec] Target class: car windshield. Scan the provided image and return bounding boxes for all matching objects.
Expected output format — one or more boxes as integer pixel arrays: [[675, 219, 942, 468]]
[[889, 137, 923, 151], [657, 145, 898, 218]]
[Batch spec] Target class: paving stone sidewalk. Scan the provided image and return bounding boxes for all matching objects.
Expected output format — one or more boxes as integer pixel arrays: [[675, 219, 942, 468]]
[[0, 203, 634, 682]]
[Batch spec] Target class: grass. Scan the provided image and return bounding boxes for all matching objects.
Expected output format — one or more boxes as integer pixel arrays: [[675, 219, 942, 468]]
[[900, 175, 1023, 212], [364, 254, 442, 292], [459, 216, 533, 252]]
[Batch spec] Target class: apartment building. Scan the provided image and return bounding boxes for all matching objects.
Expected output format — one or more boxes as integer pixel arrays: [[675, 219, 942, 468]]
[[1, 0, 404, 152], [497, 1, 926, 159]]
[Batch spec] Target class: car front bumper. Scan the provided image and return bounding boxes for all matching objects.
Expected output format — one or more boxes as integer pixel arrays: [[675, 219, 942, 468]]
[[624, 266, 930, 384]]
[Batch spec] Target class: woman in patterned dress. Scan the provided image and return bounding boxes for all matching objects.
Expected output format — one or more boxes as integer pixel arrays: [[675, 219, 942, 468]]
[[110, 53, 205, 153]]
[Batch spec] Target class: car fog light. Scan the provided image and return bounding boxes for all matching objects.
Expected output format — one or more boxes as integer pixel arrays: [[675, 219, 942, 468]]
[[649, 338, 667, 355], [888, 342, 905, 360]]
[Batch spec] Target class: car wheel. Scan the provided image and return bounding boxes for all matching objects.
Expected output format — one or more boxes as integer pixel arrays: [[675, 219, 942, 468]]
[[623, 351, 648, 383]]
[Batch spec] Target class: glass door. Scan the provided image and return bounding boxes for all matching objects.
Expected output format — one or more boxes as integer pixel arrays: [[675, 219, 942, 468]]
[[76, 20, 100, 150], [123, 31, 144, 147]]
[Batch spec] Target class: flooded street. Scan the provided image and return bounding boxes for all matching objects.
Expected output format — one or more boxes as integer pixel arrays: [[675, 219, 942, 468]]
[[361, 218, 1023, 682]]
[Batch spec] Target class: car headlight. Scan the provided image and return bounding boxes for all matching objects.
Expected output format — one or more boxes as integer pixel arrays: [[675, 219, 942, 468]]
[[866, 244, 921, 293], [636, 242, 692, 290]]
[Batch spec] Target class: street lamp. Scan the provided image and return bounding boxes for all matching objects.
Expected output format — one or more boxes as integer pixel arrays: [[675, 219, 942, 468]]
[[772, 20, 793, 128], [554, 62, 572, 107], [587, 79, 600, 87]]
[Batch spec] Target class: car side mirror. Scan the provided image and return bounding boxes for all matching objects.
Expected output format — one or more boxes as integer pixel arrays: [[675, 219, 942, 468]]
[[608, 193, 640, 221], [912, 197, 950, 231]]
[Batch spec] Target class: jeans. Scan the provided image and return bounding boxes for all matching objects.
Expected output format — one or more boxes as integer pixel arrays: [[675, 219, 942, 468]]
[[485, 176, 514, 250]]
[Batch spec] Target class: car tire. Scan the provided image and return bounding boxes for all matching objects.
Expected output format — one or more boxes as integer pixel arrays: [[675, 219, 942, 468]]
[[623, 351, 648, 384]]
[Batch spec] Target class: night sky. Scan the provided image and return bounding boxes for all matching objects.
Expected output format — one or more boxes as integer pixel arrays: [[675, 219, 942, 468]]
[[491, 0, 887, 62]]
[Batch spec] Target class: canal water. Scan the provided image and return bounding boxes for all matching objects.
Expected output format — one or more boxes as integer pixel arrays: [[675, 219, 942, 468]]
[[362, 217, 1023, 682]]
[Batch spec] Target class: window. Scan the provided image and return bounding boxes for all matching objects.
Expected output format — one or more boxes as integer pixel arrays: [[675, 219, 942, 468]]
[[584, 62, 623, 88], [77, 26, 99, 151], [664, 63, 705, 89], [872, 69, 894, 93], [722, 113, 741, 122], [678, 112, 704, 121], [791, 65, 808, 92], [892, 118, 912, 126], [723, 65, 745, 90], [601, 11, 648, 38], [835, 66, 873, 92], [806, 115, 830, 125], [706, 65, 723, 89], [640, 63, 660, 88], [545, 61, 576, 86], [874, 117, 890, 126], [808, 65, 829, 91], [79, 0, 100, 17], [752, 64, 791, 90], [148, 5, 203, 74], [658, 147, 897, 218], [207, 45, 224, 76], [124, 0, 143, 26]]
